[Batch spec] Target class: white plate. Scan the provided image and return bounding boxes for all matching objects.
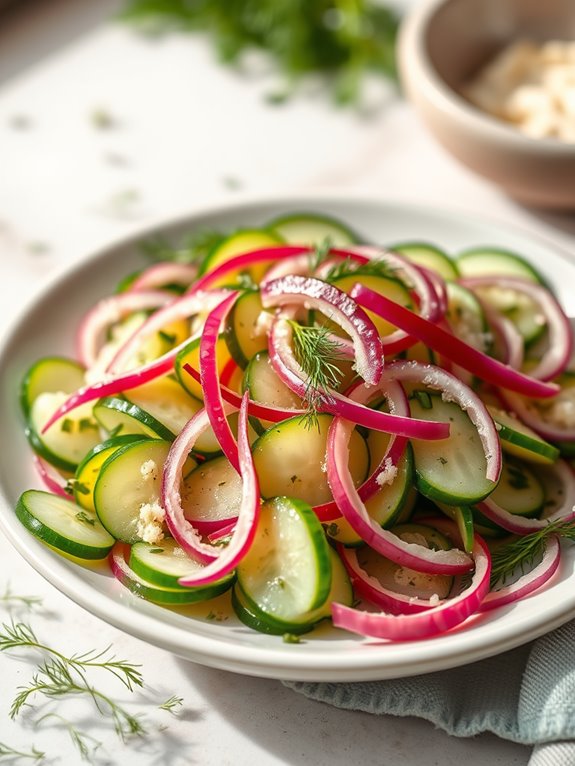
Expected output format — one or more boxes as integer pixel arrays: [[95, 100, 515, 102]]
[[1, 196, 574, 682]]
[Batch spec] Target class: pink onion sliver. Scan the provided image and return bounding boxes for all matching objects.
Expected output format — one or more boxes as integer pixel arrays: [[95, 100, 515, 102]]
[[313, 379, 409, 522], [162, 405, 235, 563], [326, 415, 473, 574], [484, 306, 525, 369], [41, 353, 175, 434], [260, 253, 315, 283], [460, 275, 574, 382], [261, 275, 384, 386], [476, 459, 575, 535], [338, 545, 442, 615], [107, 289, 230, 374], [188, 245, 310, 294], [331, 535, 490, 640], [33, 456, 69, 498], [200, 292, 241, 471], [353, 284, 558, 399], [128, 262, 198, 292], [268, 318, 450, 440], [178, 392, 261, 587], [207, 520, 237, 543], [480, 536, 561, 612], [77, 290, 174, 368], [498, 388, 575, 443]]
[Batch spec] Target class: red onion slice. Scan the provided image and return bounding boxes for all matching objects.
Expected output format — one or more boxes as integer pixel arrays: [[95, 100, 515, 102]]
[[326, 414, 474, 575], [352, 284, 559, 399], [480, 535, 561, 611], [261, 275, 384, 386], [178, 392, 260, 586], [33, 456, 69, 498], [331, 534, 490, 640], [200, 292, 241, 471], [128, 262, 198, 292], [77, 290, 174, 368], [460, 275, 574, 382], [476, 459, 575, 535]]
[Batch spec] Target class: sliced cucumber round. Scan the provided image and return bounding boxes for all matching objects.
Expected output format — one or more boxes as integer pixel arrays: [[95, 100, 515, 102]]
[[456, 247, 546, 284], [242, 350, 302, 433], [409, 393, 495, 505], [390, 241, 459, 281], [175, 334, 232, 402], [433, 501, 475, 553], [20, 356, 85, 418], [94, 439, 171, 543], [266, 212, 358, 247], [446, 282, 491, 353], [27, 392, 101, 473], [181, 455, 243, 527], [237, 496, 332, 623], [234, 544, 350, 635], [16, 489, 115, 560], [199, 229, 282, 286], [129, 538, 235, 593], [73, 434, 151, 512], [252, 413, 369, 507], [93, 396, 175, 441], [488, 406, 559, 464], [488, 457, 545, 518], [223, 290, 269, 369]]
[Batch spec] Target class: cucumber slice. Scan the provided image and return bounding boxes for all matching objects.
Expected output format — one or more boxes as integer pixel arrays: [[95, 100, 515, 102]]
[[487, 406, 559, 464], [236, 497, 333, 625], [93, 439, 171, 543], [433, 502, 475, 553], [129, 538, 235, 593], [20, 356, 85, 418], [115, 545, 231, 605], [446, 282, 491, 353], [364, 424, 414, 529], [93, 396, 175, 441], [242, 350, 302, 433], [356, 523, 454, 600], [488, 457, 545, 518], [252, 413, 369, 507], [390, 242, 459, 281], [181, 455, 242, 527], [74, 434, 151, 511], [456, 247, 546, 284], [125, 377, 203, 438], [266, 212, 358, 247], [16, 489, 115, 559], [409, 393, 495, 505], [27, 392, 101, 473], [223, 290, 269, 369], [233, 546, 351, 635], [199, 229, 282, 286]]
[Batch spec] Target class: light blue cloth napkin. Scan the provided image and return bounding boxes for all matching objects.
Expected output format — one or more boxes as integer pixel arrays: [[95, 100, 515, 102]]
[[284, 620, 575, 765]]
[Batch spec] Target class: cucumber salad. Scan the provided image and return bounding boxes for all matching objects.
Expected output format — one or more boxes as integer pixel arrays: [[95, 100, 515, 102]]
[[16, 211, 575, 641]]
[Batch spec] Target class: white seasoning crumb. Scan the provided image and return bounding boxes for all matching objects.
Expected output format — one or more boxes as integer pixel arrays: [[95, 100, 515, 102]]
[[429, 593, 440, 606], [376, 458, 398, 486], [136, 500, 166, 544], [140, 459, 158, 481]]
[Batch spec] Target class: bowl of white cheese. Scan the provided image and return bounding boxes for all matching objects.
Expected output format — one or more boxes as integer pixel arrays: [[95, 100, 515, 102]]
[[398, 0, 575, 209]]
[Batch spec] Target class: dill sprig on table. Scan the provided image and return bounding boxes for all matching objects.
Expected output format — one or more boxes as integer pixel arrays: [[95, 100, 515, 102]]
[[119, 0, 399, 105], [0, 742, 44, 761], [489, 519, 575, 588], [0, 585, 43, 611]]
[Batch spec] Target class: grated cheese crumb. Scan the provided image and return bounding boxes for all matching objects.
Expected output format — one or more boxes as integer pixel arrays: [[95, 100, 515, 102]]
[[136, 500, 166, 544], [140, 459, 158, 481], [375, 457, 398, 486]]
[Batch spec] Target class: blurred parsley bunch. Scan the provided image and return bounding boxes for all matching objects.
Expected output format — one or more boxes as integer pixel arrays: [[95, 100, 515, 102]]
[[120, 0, 399, 105]]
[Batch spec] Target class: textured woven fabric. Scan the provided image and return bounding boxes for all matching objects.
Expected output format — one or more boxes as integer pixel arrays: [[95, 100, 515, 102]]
[[284, 620, 575, 760]]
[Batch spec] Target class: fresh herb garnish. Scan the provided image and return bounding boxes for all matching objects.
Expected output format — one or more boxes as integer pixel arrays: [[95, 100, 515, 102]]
[[75, 511, 96, 527], [490, 520, 575, 587], [159, 695, 184, 714], [324, 256, 396, 283], [0, 585, 43, 611], [120, 0, 399, 106], [0, 742, 44, 761], [307, 238, 333, 272], [290, 322, 346, 427], [282, 633, 301, 644]]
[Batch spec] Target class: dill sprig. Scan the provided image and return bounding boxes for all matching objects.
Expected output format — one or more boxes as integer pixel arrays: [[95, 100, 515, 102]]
[[0, 742, 44, 761], [159, 695, 184, 715], [0, 585, 43, 611], [325, 256, 396, 283], [36, 713, 103, 762], [307, 238, 333, 272], [489, 519, 575, 588], [290, 322, 347, 427]]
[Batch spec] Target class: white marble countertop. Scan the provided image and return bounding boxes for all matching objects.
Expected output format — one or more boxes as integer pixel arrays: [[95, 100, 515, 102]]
[[1, 1, 573, 763]]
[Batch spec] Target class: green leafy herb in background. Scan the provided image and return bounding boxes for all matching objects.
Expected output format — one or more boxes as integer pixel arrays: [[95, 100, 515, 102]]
[[120, 0, 399, 105]]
